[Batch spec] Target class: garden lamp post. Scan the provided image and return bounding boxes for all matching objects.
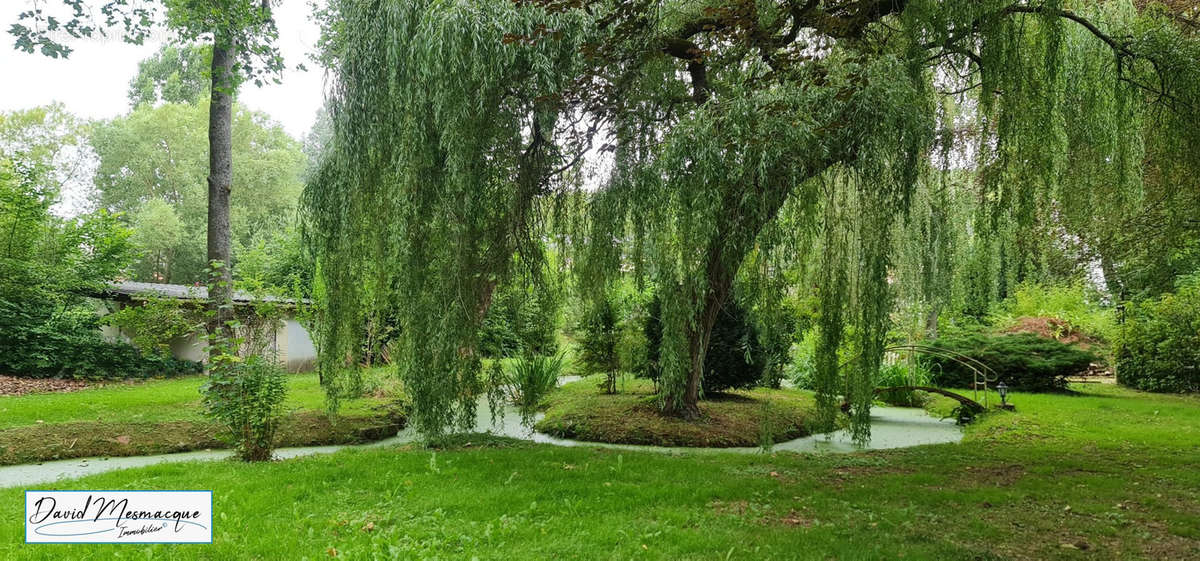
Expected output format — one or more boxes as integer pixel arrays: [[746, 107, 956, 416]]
[[996, 382, 1009, 408]]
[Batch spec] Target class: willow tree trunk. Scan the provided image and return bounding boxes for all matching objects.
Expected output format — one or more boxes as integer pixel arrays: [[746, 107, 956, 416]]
[[675, 249, 737, 419], [206, 38, 236, 357], [668, 178, 797, 419]]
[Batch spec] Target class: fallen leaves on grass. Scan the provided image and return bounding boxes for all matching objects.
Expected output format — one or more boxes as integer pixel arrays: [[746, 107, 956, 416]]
[[0, 375, 92, 396]]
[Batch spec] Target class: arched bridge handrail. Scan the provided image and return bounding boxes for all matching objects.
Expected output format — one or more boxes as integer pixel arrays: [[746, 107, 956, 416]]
[[874, 385, 985, 412]]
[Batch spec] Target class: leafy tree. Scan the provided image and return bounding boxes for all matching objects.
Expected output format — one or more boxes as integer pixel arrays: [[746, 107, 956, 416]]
[[129, 198, 185, 282], [91, 101, 304, 283], [645, 294, 765, 395], [306, 0, 1200, 442], [128, 44, 213, 107], [575, 1, 1200, 440], [9, 0, 288, 364], [577, 291, 620, 394], [11, 0, 298, 462], [301, 103, 333, 180], [0, 158, 196, 379], [304, 0, 591, 438], [0, 104, 95, 214], [234, 224, 313, 294], [480, 275, 561, 359]]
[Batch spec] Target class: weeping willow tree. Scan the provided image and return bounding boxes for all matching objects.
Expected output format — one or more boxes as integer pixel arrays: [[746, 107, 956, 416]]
[[306, 0, 1199, 441], [577, 0, 1199, 440], [303, 0, 589, 439]]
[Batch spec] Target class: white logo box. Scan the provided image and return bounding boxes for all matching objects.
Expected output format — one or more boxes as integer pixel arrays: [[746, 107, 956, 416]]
[[25, 490, 212, 544]]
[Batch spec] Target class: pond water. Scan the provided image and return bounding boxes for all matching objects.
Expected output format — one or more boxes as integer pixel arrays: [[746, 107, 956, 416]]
[[0, 378, 961, 488]]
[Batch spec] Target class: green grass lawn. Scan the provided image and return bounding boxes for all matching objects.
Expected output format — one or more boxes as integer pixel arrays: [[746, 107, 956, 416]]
[[537, 375, 816, 447], [0, 373, 386, 430], [1, 383, 1197, 559], [0, 371, 404, 465]]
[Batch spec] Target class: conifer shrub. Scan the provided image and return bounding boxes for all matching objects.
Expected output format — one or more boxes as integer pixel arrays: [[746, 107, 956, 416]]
[[645, 296, 765, 393], [922, 333, 1097, 392]]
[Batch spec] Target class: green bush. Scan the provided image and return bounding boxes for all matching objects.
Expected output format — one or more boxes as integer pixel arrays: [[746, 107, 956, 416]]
[[101, 297, 201, 358], [1115, 275, 1200, 393], [480, 276, 560, 358], [202, 355, 288, 462], [0, 298, 200, 380], [922, 333, 1097, 392], [576, 292, 620, 393], [786, 330, 818, 390], [0, 158, 196, 380], [645, 295, 765, 393], [989, 281, 1117, 343], [875, 361, 935, 406], [505, 353, 567, 425]]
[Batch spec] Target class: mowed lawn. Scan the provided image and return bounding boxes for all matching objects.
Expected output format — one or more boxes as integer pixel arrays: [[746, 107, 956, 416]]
[[0, 373, 388, 430], [0, 383, 1195, 558], [0, 371, 403, 465], [1, 384, 1197, 560]]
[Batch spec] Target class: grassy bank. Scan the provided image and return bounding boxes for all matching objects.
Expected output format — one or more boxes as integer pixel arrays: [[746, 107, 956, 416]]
[[0, 371, 404, 465], [0, 384, 1196, 559], [535, 376, 816, 447]]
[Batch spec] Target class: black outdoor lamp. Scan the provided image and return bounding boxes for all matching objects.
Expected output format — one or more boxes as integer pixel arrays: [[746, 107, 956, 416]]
[[996, 381, 1009, 408]]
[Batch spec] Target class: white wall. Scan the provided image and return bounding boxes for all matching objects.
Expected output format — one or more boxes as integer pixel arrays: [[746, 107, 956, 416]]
[[97, 300, 317, 371], [283, 319, 317, 372]]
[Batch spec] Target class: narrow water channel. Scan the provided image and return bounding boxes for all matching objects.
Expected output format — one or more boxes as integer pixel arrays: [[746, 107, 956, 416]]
[[0, 379, 961, 488]]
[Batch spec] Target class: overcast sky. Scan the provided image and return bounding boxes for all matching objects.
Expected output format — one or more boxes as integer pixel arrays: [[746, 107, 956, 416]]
[[0, 2, 327, 139]]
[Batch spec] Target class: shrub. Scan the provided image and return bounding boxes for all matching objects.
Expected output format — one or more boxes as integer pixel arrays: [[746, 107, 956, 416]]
[[787, 330, 818, 390], [645, 295, 765, 394], [201, 355, 288, 462], [922, 333, 1097, 392], [1115, 275, 1200, 393], [989, 281, 1117, 343], [0, 159, 186, 380], [576, 293, 620, 393], [750, 302, 798, 389], [612, 282, 650, 379], [0, 299, 200, 380], [505, 353, 567, 425], [480, 276, 560, 358], [875, 361, 935, 406], [101, 297, 201, 358]]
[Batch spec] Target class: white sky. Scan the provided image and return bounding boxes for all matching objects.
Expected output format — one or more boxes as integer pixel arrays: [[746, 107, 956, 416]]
[[0, 1, 327, 139]]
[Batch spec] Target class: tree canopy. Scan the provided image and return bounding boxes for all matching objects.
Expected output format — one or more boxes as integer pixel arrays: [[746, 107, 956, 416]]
[[91, 101, 304, 284], [128, 44, 214, 107], [305, 0, 590, 436], [304, 0, 1200, 442]]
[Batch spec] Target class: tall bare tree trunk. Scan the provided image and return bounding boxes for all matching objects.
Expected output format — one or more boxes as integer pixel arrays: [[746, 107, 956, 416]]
[[207, 37, 236, 358]]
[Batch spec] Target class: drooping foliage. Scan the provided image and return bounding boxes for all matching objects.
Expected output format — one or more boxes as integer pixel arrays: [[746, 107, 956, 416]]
[[304, 0, 589, 439], [644, 293, 767, 394], [480, 256, 563, 359], [579, 0, 1200, 440], [304, 0, 1200, 442]]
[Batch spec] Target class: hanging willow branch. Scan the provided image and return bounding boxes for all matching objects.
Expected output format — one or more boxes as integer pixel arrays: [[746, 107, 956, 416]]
[[303, 0, 1200, 442], [302, 0, 588, 440]]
